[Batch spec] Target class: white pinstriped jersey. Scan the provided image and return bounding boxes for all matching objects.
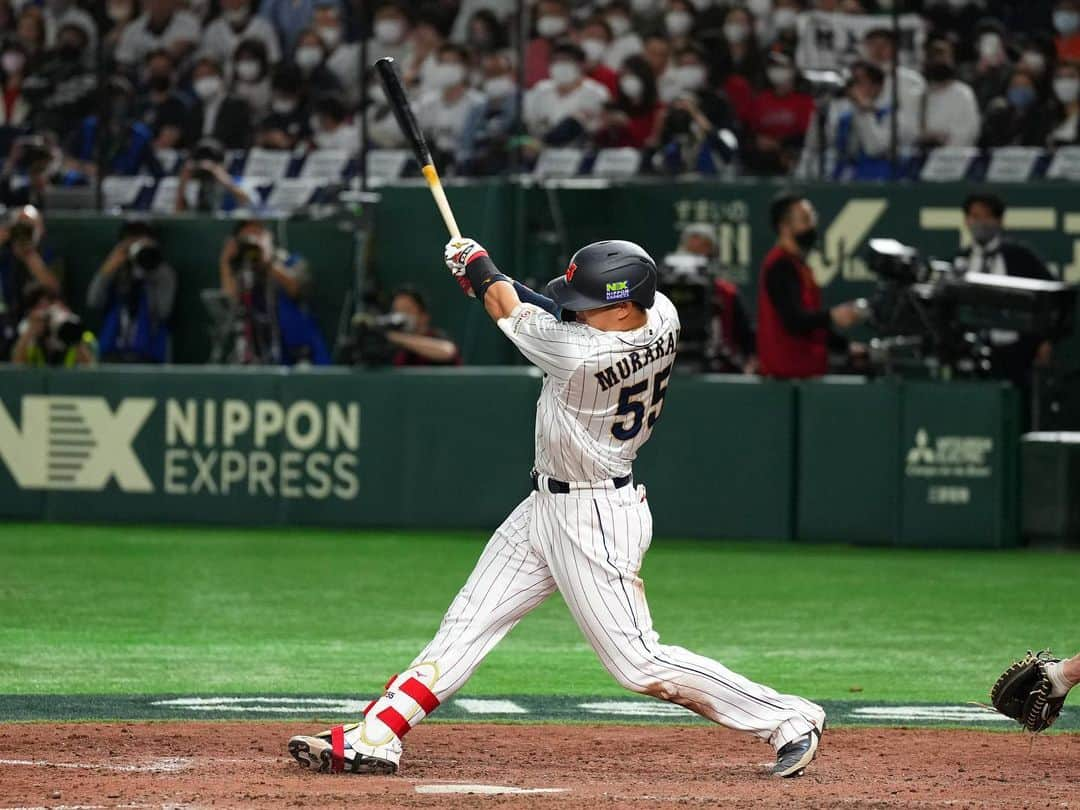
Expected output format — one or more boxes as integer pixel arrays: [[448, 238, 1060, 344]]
[[497, 292, 681, 482]]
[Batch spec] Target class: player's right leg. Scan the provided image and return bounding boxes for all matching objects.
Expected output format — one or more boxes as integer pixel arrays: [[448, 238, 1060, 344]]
[[289, 493, 556, 774]]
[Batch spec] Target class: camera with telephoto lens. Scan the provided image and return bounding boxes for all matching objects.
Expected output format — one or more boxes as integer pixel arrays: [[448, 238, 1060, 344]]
[[191, 137, 225, 183], [125, 238, 162, 281], [343, 310, 412, 365], [8, 221, 34, 247], [231, 234, 267, 272], [13, 135, 53, 174]]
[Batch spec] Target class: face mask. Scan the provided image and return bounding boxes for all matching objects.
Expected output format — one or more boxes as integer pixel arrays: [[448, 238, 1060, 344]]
[[723, 22, 749, 44], [774, 8, 798, 30], [1055, 76, 1080, 103], [483, 75, 515, 99], [675, 64, 706, 91], [1, 51, 24, 73], [536, 15, 568, 38], [237, 59, 262, 81], [224, 7, 249, 26], [374, 18, 404, 44], [107, 2, 131, 21], [767, 66, 794, 88], [295, 46, 322, 70], [432, 62, 466, 89], [620, 73, 644, 100], [193, 75, 223, 100], [978, 33, 1002, 60], [148, 74, 170, 93], [665, 10, 693, 36], [57, 41, 81, 61], [1055, 9, 1080, 35], [607, 15, 631, 37], [1021, 51, 1046, 75], [318, 25, 341, 50], [794, 227, 818, 253], [550, 61, 582, 87], [1007, 85, 1036, 109], [969, 221, 1000, 246], [271, 96, 297, 114], [581, 38, 607, 64], [924, 62, 954, 83]]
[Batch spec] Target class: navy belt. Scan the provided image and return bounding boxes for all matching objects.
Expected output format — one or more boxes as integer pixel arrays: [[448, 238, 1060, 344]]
[[531, 471, 632, 494]]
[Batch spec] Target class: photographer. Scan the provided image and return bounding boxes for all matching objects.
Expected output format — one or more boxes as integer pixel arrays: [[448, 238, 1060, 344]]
[[218, 219, 330, 365], [757, 192, 866, 379], [0, 204, 61, 360], [86, 220, 176, 363], [384, 287, 461, 367], [11, 283, 95, 367], [176, 136, 253, 213], [954, 192, 1054, 386], [0, 134, 60, 208]]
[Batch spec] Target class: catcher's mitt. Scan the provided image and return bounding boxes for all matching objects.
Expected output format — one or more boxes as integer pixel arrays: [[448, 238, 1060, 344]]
[[990, 650, 1065, 732]]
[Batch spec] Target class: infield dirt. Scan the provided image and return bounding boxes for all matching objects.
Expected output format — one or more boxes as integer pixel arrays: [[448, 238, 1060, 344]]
[[1, 722, 1078, 808]]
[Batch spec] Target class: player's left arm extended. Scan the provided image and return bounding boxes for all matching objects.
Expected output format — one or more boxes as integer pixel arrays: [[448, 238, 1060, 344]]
[[444, 238, 561, 321]]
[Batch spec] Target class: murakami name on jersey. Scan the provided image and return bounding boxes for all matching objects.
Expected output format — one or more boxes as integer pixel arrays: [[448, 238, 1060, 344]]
[[594, 331, 679, 392]]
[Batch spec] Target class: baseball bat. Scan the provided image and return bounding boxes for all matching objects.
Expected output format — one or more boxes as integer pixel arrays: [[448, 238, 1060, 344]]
[[374, 56, 461, 240]]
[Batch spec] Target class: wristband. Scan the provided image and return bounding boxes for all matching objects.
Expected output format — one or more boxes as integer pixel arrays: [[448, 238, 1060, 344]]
[[464, 254, 511, 300]]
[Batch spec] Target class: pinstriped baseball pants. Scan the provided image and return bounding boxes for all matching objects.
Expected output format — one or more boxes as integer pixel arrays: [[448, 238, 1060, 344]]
[[408, 485, 824, 750]]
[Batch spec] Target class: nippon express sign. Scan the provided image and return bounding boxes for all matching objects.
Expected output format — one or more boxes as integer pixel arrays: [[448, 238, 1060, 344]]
[[0, 395, 359, 500]]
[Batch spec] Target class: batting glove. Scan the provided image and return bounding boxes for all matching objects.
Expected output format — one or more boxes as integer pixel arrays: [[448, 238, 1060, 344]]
[[444, 238, 488, 298]]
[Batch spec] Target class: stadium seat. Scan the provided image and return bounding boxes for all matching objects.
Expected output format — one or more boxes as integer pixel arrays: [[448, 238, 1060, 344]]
[[264, 177, 323, 213], [241, 147, 294, 180], [101, 175, 150, 210], [1046, 145, 1080, 181], [984, 147, 1044, 183], [365, 149, 412, 184], [533, 147, 585, 178], [300, 148, 352, 180], [150, 176, 180, 213], [919, 147, 979, 182], [591, 148, 643, 179]]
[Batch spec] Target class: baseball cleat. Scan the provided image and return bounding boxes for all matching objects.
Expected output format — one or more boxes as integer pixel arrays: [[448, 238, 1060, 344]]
[[288, 723, 400, 775], [771, 728, 821, 778]]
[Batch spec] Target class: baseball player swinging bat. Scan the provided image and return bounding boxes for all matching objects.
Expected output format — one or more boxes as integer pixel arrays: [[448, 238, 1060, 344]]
[[373, 57, 461, 240], [288, 59, 826, 781]]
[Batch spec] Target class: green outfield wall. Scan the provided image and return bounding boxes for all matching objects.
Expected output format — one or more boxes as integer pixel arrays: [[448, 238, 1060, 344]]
[[38, 180, 1080, 368], [0, 367, 1019, 547]]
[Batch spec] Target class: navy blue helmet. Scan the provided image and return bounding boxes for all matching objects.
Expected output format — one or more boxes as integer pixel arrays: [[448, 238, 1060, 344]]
[[544, 240, 658, 312]]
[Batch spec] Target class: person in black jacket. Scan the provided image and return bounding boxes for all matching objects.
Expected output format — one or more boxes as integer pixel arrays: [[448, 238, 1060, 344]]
[[954, 191, 1054, 386], [187, 56, 253, 149]]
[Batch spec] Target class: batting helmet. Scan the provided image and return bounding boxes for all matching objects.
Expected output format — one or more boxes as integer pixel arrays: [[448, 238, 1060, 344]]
[[544, 240, 658, 312]]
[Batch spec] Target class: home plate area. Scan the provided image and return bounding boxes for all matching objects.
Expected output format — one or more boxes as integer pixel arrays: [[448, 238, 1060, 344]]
[[1, 718, 1079, 808]]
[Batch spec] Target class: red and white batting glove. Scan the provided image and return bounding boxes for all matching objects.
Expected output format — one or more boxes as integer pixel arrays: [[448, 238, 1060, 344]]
[[444, 237, 488, 298]]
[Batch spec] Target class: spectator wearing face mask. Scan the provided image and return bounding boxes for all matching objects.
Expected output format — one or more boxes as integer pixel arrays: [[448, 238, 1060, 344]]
[[463, 10, 506, 60], [291, 28, 343, 97], [600, 1, 643, 73], [309, 92, 358, 151], [661, 0, 697, 60], [459, 51, 519, 174], [525, 0, 571, 88], [115, 0, 201, 69], [1048, 60, 1080, 147], [657, 45, 734, 140], [761, 0, 801, 52], [311, 0, 361, 104], [576, 18, 619, 97], [102, 0, 137, 61], [230, 38, 272, 117], [596, 54, 663, 149], [366, 3, 412, 69], [742, 52, 813, 175], [918, 37, 980, 149], [1017, 37, 1057, 98], [203, 0, 281, 68], [42, 0, 98, 70], [524, 42, 611, 146], [717, 5, 765, 90], [14, 6, 45, 70], [1055, 0, 1080, 62], [0, 41, 30, 126], [133, 48, 188, 149], [413, 44, 484, 170], [259, 0, 342, 54], [21, 18, 97, 137], [257, 64, 310, 149], [402, 10, 447, 91], [66, 76, 159, 179], [964, 20, 1013, 110], [979, 69, 1055, 148], [186, 57, 253, 150], [860, 27, 924, 143]]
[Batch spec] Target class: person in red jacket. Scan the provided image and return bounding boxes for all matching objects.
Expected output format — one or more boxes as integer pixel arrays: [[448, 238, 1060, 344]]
[[756, 192, 864, 379], [595, 55, 663, 148], [743, 52, 814, 175]]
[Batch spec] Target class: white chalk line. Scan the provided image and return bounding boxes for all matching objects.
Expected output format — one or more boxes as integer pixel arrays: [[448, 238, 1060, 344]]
[[0, 757, 191, 773], [415, 784, 568, 796]]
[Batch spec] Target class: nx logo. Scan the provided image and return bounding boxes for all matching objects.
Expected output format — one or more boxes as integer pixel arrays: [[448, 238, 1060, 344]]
[[0, 396, 155, 491]]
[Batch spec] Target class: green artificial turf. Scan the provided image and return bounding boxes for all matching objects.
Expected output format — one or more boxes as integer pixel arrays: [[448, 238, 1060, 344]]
[[0, 523, 1077, 703]]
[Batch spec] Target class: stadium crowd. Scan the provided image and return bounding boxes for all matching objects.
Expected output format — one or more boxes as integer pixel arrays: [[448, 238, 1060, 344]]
[[0, 0, 1070, 193]]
